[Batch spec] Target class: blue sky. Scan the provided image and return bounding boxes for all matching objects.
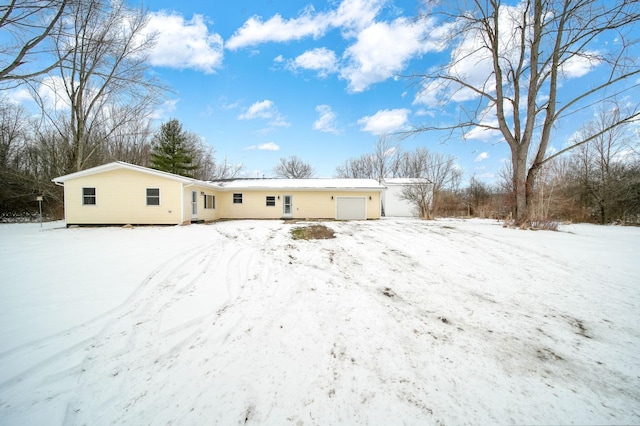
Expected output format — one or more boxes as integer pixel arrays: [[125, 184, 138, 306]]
[[139, 0, 514, 180], [10, 0, 638, 182]]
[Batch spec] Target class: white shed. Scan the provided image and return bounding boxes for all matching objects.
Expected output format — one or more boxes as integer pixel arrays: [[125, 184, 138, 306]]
[[381, 178, 431, 217]]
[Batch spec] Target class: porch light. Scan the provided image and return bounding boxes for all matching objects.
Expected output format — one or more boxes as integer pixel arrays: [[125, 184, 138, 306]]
[[331, 196, 334, 200]]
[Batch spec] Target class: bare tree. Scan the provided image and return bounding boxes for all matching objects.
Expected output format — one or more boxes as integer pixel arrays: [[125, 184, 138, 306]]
[[33, 0, 164, 173], [399, 148, 462, 219], [184, 133, 242, 180], [464, 175, 493, 217], [0, 0, 69, 84], [0, 98, 28, 169], [335, 155, 376, 179], [568, 103, 638, 223], [273, 155, 315, 178], [409, 0, 640, 224], [335, 136, 402, 180], [371, 135, 401, 180], [106, 119, 153, 166], [211, 156, 243, 180]]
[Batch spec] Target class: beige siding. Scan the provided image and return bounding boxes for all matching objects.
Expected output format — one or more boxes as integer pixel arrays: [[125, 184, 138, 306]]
[[184, 186, 221, 222], [63, 169, 186, 225], [218, 190, 381, 219]]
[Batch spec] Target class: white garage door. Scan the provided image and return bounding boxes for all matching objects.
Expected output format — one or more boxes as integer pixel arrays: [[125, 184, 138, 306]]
[[336, 197, 366, 220]]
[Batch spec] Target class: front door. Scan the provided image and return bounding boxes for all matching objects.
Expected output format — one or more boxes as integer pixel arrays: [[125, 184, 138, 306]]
[[283, 195, 293, 218], [191, 190, 198, 219]]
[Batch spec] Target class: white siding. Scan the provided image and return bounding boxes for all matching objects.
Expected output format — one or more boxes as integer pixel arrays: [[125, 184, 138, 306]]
[[382, 184, 416, 217]]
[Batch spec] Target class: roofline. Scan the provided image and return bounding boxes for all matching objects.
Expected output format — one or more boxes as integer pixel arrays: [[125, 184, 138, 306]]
[[52, 161, 200, 185], [50, 162, 386, 191], [211, 178, 386, 191], [216, 186, 385, 192]]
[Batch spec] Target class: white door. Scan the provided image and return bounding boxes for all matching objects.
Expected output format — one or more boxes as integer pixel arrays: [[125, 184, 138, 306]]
[[336, 197, 366, 220], [283, 195, 293, 218], [191, 191, 198, 219]]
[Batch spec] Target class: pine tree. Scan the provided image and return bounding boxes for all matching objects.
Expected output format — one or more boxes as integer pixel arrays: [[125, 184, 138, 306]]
[[150, 119, 197, 177]]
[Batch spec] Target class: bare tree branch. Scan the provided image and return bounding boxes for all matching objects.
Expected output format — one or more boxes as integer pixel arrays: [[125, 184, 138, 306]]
[[407, 0, 640, 224], [0, 0, 69, 83], [273, 155, 315, 178]]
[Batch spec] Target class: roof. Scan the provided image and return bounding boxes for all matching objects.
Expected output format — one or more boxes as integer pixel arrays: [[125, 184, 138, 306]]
[[213, 178, 385, 191], [51, 161, 219, 188], [383, 178, 432, 185], [52, 162, 385, 191]]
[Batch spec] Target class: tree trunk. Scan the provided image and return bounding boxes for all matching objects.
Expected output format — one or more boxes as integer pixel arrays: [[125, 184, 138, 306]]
[[513, 150, 529, 224]]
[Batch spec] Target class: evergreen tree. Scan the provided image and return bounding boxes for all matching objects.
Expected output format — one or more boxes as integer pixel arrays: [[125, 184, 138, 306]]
[[150, 119, 197, 177]]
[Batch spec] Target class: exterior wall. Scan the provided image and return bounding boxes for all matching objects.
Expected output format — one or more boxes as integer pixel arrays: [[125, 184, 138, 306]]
[[382, 184, 417, 217], [63, 168, 185, 225], [182, 185, 221, 223], [218, 189, 381, 220]]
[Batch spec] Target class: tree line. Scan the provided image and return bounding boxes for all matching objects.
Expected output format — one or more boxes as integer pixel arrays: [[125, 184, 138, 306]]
[[333, 130, 640, 224], [1, 0, 639, 224], [0, 0, 238, 219]]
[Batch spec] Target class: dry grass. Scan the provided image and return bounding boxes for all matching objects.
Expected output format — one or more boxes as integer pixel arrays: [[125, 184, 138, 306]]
[[291, 224, 336, 240]]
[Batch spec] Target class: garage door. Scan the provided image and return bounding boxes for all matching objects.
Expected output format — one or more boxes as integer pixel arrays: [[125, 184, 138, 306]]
[[336, 197, 366, 220]]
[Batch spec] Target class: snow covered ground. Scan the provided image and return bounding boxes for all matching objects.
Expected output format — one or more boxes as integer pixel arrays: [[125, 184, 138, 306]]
[[0, 218, 638, 425]]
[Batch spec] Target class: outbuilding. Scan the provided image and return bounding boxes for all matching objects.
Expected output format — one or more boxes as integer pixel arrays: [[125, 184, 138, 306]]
[[52, 162, 385, 225], [381, 178, 431, 217]]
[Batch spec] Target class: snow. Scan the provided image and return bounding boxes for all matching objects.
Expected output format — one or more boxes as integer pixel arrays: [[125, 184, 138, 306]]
[[214, 178, 385, 190], [0, 218, 639, 425]]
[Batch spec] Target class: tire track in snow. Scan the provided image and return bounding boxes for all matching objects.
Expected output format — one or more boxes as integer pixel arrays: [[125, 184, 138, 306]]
[[63, 227, 269, 425], [0, 228, 237, 423]]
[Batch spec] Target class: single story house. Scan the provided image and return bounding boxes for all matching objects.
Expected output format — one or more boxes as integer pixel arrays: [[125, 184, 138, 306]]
[[52, 162, 385, 225]]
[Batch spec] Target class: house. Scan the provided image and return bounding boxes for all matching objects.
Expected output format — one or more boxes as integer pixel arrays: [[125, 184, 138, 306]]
[[52, 162, 385, 226]]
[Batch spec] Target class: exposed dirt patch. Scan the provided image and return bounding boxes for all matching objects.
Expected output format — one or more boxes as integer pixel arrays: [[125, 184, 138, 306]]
[[382, 287, 396, 298], [291, 224, 336, 240]]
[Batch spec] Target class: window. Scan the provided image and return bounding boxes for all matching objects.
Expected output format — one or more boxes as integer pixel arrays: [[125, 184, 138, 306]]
[[82, 187, 96, 205], [146, 188, 160, 206], [233, 193, 243, 204], [204, 194, 215, 209], [266, 196, 276, 207]]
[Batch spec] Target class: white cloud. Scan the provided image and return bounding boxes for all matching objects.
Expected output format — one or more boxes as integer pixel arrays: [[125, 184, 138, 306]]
[[414, 4, 526, 107], [291, 48, 338, 77], [474, 152, 490, 162], [150, 99, 178, 120], [226, 0, 384, 50], [313, 105, 339, 134], [341, 17, 441, 92], [145, 12, 223, 73], [220, 99, 241, 110], [238, 100, 276, 120], [32, 76, 70, 111], [561, 52, 601, 78], [7, 88, 33, 105], [226, 0, 455, 91], [238, 100, 290, 127], [414, 3, 603, 108], [464, 123, 503, 142], [357, 108, 410, 135], [244, 142, 281, 151], [226, 8, 328, 50]]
